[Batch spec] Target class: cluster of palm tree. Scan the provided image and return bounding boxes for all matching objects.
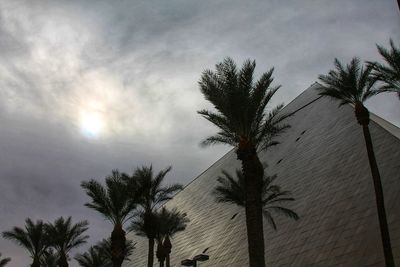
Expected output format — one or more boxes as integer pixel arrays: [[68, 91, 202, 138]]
[[2, 165, 188, 267], [198, 39, 399, 267], [81, 165, 189, 267], [2, 217, 88, 267]]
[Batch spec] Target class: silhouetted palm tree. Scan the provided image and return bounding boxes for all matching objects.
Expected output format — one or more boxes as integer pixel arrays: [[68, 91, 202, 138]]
[[369, 39, 400, 98], [0, 253, 11, 267], [2, 218, 48, 267], [40, 248, 58, 267], [74, 246, 107, 267], [318, 57, 394, 267], [128, 165, 182, 267], [156, 207, 189, 267], [81, 170, 137, 267], [95, 238, 135, 265], [213, 169, 298, 229], [45, 217, 89, 267], [198, 58, 289, 267]]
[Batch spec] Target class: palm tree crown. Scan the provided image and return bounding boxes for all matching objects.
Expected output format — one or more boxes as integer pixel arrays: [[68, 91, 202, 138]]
[[74, 246, 108, 267], [95, 238, 135, 264], [2, 218, 48, 266], [81, 170, 137, 226], [133, 165, 182, 211], [318, 57, 378, 107], [0, 253, 11, 267], [369, 39, 400, 95], [213, 169, 298, 230], [45, 216, 89, 266], [198, 58, 289, 151]]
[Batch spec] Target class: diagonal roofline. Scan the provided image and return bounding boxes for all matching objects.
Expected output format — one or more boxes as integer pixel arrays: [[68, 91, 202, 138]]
[[174, 82, 399, 197]]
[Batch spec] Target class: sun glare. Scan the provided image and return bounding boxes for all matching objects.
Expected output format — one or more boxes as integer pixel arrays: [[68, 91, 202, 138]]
[[80, 111, 104, 138]]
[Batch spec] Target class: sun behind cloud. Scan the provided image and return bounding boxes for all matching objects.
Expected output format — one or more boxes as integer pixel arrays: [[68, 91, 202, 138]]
[[79, 109, 104, 138]]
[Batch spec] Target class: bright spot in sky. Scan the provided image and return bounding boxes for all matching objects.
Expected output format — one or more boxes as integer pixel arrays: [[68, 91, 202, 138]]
[[80, 111, 104, 138]]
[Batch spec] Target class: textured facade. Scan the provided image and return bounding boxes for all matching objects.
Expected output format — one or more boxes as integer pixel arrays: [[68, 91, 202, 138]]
[[126, 83, 400, 266]]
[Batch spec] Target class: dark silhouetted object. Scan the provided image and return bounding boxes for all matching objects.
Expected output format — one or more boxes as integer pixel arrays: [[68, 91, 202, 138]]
[[45, 216, 89, 267], [198, 58, 289, 267], [2, 218, 47, 267], [81, 170, 137, 267], [181, 254, 209, 266], [318, 58, 394, 267]]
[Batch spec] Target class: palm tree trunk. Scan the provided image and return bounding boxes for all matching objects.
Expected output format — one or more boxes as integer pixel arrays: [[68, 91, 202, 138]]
[[148, 238, 155, 267], [111, 223, 126, 267], [237, 143, 265, 267], [163, 236, 172, 267], [31, 255, 40, 267], [362, 124, 394, 267], [58, 251, 68, 267]]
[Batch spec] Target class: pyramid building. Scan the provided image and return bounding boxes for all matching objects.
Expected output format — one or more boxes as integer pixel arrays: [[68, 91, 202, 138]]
[[126, 83, 400, 266]]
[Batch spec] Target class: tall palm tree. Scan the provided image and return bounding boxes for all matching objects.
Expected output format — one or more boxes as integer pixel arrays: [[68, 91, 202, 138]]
[[369, 39, 400, 98], [318, 57, 394, 267], [0, 253, 11, 267], [40, 248, 58, 267], [2, 218, 48, 267], [74, 246, 108, 267], [198, 58, 289, 267], [213, 169, 298, 229], [127, 165, 182, 267], [81, 170, 137, 267], [45, 217, 89, 267], [156, 207, 189, 267]]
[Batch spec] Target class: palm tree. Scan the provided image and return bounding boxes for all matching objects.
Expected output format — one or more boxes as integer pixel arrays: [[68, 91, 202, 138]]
[[81, 170, 137, 267], [156, 207, 189, 267], [74, 246, 107, 267], [198, 58, 289, 267], [45, 217, 89, 267], [213, 169, 298, 229], [0, 253, 11, 267], [95, 238, 136, 265], [40, 248, 58, 267], [369, 39, 400, 98], [318, 57, 394, 267], [127, 165, 182, 267], [2, 218, 48, 267]]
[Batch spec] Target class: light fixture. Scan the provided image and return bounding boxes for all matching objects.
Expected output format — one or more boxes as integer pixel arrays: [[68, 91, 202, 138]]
[[181, 254, 210, 266]]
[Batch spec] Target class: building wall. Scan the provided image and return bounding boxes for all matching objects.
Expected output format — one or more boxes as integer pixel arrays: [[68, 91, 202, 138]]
[[126, 84, 400, 266]]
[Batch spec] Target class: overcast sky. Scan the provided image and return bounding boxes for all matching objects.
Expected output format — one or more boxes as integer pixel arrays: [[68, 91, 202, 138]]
[[0, 0, 399, 266]]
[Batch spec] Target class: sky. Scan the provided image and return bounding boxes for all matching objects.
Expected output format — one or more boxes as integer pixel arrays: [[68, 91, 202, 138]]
[[0, 0, 399, 266]]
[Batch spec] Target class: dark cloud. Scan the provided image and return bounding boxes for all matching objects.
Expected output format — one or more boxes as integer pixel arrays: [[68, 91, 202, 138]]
[[0, 0, 399, 266]]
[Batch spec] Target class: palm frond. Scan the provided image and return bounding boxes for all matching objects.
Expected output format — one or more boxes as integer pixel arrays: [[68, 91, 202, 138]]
[[198, 58, 287, 151], [318, 57, 379, 106]]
